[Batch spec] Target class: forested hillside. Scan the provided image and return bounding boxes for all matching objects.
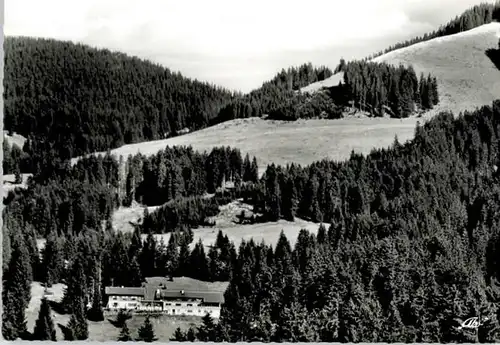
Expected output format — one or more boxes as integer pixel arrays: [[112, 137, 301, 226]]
[[3, 36, 440, 177], [4, 37, 238, 159], [4, 2, 500, 341], [3, 38, 336, 173], [2, 145, 259, 239], [5, 100, 500, 341], [214, 60, 440, 122], [211, 63, 334, 124], [177, 101, 500, 342]]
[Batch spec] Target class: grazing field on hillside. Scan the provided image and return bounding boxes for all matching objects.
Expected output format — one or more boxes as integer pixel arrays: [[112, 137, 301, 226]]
[[2, 173, 32, 196], [25, 282, 202, 342], [4, 130, 27, 149], [303, 23, 500, 115], [111, 201, 162, 233], [113, 200, 329, 250], [72, 116, 421, 175]]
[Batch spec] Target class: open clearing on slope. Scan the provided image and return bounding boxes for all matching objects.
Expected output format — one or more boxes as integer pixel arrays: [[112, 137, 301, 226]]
[[35, 199, 327, 253], [2, 173, 32, 196], [116, 199, 329, 251], [73, 116, 421, 176], [4, 130, 27, 149], [303, 23, 500, 116]]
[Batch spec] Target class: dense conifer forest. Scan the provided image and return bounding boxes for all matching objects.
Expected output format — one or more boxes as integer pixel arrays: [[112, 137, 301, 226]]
[[5, 100, 500, 341], [4, 37, 238, 159], [211, 60, 441, 122], [4, 2, 500, 341], [3, 36, 440, 176]]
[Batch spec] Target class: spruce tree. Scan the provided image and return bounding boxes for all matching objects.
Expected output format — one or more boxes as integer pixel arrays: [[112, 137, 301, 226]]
[[118, 322, 132, 341], [243, 154, 252, 182], [136, 315, 157, 342], [87, 276, 104, 321], [171, 327, 187, 341], [177, 239, 191, 276], [317, 223, 327, 244], [63, 256, 89, 340], [251, 157, 259, 182], [197, 313, 217, 341], [41, 228, 63, 287], [64, 315, 78, 341], [140, 233, 157, 278], [186, 327, 197, 341], [165, 234, 179, 276], [33, 297, 57, 341], [2, 234, 32, 340], [14, 170, 22, 184], [431, 77, 439, 105], [426, 74, 435, 106], [189, 239, 210, 281]]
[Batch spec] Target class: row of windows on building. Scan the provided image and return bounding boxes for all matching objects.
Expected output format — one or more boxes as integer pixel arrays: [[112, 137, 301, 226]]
[[111, 296, 140, 301], [110, 302, 213, 315]]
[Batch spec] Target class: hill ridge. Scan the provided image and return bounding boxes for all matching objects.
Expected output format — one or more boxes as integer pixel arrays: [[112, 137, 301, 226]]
[[302, 22, 500, 115]]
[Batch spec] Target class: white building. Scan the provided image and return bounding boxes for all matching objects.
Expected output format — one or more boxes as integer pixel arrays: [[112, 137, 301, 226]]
[[104, 277, 225, 318], [104, 287, 145, 310]]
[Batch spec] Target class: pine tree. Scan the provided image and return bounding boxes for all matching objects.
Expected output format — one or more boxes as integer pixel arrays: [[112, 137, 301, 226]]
[[189, 239, 210, 281], [33, 297, 57, 341], [118, 322, 132, 341], [243, 153, 252, 182], [14, 170, 22, 184], [41, 228, 63, 287], [165, 234, 179, 276], [250, 157, 259, 182], [197, 313, 217, 341], [265, 164, 281, 221], [63, 256, 89, 340], [186, 327, 197, 341], [426, 74, 435, 106], [115, 309, 133, 328], [317, 223, 327, 244], [129, 256, 142, 287], [87, 263, 104, 322], [177, 239, 191, 276], [431, 77, 439, 105], [62, 255, 87, 314], [64, 315, 78, 341], [140, 233, 157, 278], [2, 234, 32, 340], [171, 327, 187, 341], [136, 315, 158, 342]]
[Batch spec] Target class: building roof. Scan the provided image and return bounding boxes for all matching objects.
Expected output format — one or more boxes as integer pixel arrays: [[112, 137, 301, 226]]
[[143, 285, 225, 304], [106, 276, 227, 304], [105, 287, 144, 296], [157, 290, 224, 304]]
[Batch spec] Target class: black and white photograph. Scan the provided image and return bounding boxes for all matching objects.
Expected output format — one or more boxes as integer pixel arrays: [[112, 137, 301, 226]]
[[3, 0, 500, 342]]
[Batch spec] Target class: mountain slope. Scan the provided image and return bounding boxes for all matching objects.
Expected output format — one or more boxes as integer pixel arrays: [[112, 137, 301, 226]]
[[4, 36, 237, 159], [72, 116, 421, 176], [373, 22, 500, 115], [303, 23, 500, 115]]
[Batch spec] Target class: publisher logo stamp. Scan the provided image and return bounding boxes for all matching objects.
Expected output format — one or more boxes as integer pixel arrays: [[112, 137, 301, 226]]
[[457, 317, 489, 330]]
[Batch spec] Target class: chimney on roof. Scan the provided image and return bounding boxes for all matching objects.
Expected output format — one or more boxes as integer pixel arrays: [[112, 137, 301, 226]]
[[180, 290, 185, 295]]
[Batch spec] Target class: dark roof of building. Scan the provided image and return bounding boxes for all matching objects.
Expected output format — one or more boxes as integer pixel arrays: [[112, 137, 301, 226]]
[[158, 290, 224, 304], [105, 287, 144, 296], [143, 286, 224, 304], [144, 276, 228, 292], [106, 276, 227, 304]]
